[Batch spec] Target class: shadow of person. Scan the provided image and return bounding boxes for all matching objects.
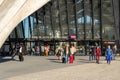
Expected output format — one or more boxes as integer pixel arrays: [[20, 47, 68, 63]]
[[47, 58, 62, 63], [0, 57, 19, 63]]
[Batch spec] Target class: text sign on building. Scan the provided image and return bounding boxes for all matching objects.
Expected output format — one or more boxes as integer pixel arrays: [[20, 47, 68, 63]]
[[70, 34, 76, 39]]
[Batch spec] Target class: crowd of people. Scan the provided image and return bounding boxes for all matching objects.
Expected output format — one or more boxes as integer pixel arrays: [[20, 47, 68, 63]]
[[10, 43, 51, 62], [55, 44, 118, 64], [10, 42, 118, 64]]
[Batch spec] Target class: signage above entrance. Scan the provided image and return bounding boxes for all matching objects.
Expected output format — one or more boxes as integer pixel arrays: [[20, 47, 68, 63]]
[[70, 34, 76, 39]]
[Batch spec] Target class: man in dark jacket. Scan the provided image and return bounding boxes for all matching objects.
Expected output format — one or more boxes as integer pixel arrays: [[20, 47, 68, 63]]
[[89, 46, 95, 61], [19, 44, 24, 61]]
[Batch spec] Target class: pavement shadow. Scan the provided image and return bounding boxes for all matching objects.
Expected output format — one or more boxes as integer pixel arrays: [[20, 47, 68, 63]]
[[11, 59, 19, 62], [0, 57, 19, 63], [47, 58, 62, 63], [78, 58, 106, 64], [0, 57, 12, 63], [78, 58, 95, 63]]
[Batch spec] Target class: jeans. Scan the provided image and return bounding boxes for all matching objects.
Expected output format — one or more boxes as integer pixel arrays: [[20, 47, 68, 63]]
[[112, 54, 115, 60], [106, 55, 112, 64], [65, 54, 69, 63], [89, 54, 95, 61]]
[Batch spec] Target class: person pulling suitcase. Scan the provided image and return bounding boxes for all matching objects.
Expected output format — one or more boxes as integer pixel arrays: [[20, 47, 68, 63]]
[[19, 44, 24, 62]]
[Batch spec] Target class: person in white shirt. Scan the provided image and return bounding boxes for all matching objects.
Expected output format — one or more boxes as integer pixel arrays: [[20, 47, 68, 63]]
[[70, 44, 76, 60], [18, 44, 24, 61]]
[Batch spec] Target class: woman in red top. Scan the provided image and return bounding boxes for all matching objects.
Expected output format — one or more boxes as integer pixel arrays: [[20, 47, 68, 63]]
[[94, 46, 101, 64]]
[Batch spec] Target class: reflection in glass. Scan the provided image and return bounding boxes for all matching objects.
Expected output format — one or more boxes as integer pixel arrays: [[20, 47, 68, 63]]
[[76, 0, 84, 39], [102, 0, 115, 40]]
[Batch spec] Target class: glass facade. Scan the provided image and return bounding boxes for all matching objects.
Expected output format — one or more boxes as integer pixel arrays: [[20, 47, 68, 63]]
[[102, 0, 115, 40], [9, 0, 116, 41], [76, 0, 84, 39], [0, 0, 119, 56]]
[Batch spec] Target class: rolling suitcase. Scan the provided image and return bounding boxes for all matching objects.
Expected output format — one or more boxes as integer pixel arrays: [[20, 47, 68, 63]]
[[69, 55, 74, 63], [62, 57, 66, 63]]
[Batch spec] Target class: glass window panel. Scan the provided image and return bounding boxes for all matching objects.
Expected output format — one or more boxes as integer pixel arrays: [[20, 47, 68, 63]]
[[44, 4, 53, 38], [52, 0, 61, 38], [16, 23, 24, 38], [93, 0, 100, 39], [85, 0, 92, 39], [23, 18, 31, 38], [102, 0, 115, 40], [30, 16, 34, 38], [76, 0, 84, 39], [68, 0, 76, 35], [60, 0, 68, 39]]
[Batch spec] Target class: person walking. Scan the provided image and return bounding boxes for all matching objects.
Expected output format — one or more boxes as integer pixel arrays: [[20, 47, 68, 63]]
[[57, 47, 63, 61], [31, 47, 35, 55], [11, 43, 20, 60], [70, 44, 76, 61], [44, 44, 50, 56], [89, 46, 95, 61], [35, 46, 40, 56], [18, 44, 24, 62], [11, 47, 17, 60], [41, 45, 44, 56], [94, 46, 101, 64], [112, 45, 117, 60], [105, 45, 113, 64], [64, 44, 70, 63]]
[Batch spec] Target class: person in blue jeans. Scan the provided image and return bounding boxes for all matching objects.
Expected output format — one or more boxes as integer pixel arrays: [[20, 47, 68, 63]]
[[65, 44, 70, 63], [89, 46, 95, 61], [65, 53, 69, 63], [105, 45, 113, 64]]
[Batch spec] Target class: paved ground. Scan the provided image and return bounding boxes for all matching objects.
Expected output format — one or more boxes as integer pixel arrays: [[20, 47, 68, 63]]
[[0, 56, 120, 80]]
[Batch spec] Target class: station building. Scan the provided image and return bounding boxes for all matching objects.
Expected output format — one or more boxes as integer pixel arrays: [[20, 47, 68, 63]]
[[0, 0, 120, 56]]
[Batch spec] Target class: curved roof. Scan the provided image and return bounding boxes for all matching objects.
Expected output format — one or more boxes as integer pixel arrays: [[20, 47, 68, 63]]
[[0, 0, 50, 48]]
